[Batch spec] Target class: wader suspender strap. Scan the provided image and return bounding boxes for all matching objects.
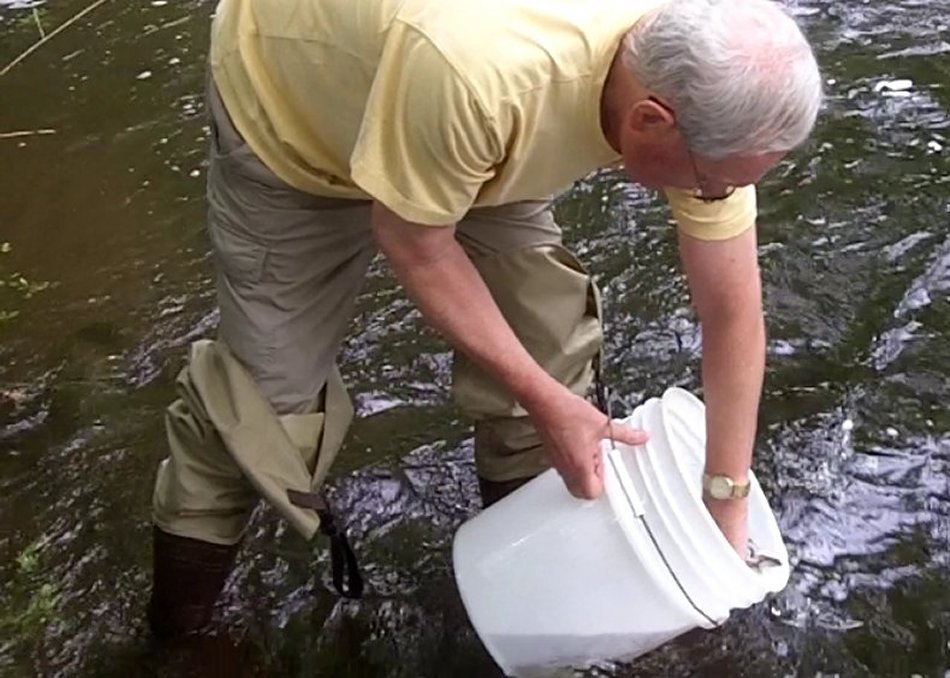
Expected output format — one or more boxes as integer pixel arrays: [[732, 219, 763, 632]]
[[287, 489, 364, 599]]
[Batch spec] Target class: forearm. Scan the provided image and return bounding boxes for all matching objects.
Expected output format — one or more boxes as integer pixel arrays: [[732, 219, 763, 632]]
[[372, 205, 561, 411], [700, 309, 766, 480]]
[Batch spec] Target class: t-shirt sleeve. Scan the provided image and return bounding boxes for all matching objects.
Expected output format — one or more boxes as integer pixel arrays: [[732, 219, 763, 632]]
[[663, 185, 758, 241], [349, 24, 501, 225]]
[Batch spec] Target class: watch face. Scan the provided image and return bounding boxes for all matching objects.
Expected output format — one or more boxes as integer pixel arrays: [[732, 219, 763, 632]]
[[709, 475, 733, 499]]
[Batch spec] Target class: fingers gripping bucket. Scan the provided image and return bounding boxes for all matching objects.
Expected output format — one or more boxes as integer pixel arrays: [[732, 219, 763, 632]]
[[451, 388, 790, 676]]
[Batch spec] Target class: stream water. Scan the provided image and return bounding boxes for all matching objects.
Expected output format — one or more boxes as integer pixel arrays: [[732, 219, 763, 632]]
[[1, 0, 948, 675]]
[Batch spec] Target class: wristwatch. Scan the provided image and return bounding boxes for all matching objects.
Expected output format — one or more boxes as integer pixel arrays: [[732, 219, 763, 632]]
[[702, 472, 751, 500]]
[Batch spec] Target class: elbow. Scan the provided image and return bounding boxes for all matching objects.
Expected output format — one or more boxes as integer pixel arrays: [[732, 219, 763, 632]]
[[370, 204, 397, 254], [370, 201, 457, 267]]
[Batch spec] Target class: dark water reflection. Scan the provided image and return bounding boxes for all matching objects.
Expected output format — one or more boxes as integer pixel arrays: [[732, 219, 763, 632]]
[[1, 0, 949, 675]]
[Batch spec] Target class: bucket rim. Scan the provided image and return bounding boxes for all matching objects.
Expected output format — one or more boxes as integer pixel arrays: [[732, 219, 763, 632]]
[[658, 387, 790, 592], [603, 389, 791, 607], [602, 406, 726, 629]]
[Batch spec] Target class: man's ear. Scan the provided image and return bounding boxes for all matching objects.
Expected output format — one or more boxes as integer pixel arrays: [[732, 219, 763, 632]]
[[628, 98, 677, 139]]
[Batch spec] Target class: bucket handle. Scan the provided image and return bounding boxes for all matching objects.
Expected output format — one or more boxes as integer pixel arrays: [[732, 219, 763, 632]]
[[595, 378, 645, 516], [604, 447, 645, 517], [596, 380, 721, 628]]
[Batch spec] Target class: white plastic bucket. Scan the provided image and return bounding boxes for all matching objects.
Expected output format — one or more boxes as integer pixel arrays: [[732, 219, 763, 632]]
[[452, 387, 790, 677]]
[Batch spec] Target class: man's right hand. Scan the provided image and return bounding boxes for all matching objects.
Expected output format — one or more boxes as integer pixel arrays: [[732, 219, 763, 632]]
[[526, 387, 649, 499]]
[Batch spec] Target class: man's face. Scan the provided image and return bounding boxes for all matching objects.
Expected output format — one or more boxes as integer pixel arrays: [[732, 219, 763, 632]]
[[617, 98, 786, 197], [622, 135, 786, 197]]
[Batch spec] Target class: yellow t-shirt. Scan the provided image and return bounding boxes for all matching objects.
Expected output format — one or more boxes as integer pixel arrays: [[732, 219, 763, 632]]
[[209, 0, 756, 239]]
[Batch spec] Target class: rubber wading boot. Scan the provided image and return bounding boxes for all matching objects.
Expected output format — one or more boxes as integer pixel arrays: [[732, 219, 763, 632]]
[[147, 526, 241, 642], [477, 476, 535, 509]]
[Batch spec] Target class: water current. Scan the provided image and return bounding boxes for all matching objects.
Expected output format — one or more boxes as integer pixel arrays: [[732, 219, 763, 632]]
[[0, 0, 948, 675]]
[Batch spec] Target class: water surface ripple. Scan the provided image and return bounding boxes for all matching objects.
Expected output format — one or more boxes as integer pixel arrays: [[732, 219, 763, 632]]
[[0, 0, 948, 675]]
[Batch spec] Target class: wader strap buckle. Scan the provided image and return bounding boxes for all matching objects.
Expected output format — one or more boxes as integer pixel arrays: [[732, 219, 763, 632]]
[[287, 489, 364, 599]]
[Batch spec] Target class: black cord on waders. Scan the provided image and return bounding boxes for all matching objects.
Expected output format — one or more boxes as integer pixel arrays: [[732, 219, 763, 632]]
[[287, 488, 365, 599]]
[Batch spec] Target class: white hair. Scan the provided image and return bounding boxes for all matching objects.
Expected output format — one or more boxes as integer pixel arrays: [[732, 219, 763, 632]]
[[622, 0, 823, 159]]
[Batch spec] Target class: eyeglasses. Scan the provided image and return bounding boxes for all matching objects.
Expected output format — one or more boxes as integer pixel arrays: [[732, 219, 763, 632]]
[[687, 150, 735, 203], [647, 96, 735, 203]]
